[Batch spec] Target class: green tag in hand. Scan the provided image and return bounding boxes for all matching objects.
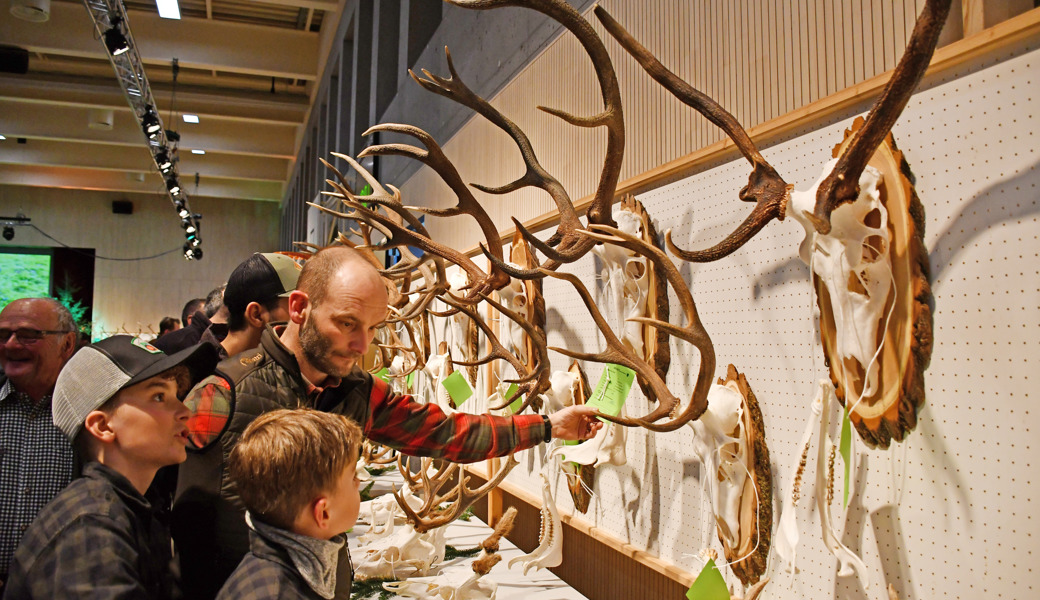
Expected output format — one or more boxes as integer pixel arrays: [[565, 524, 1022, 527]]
[[441, 371, 473, 405], [374, 367, 391, 383], [686, 559, 729, 600], [840, 407, 852, 507], [586, 363, 635, 423]]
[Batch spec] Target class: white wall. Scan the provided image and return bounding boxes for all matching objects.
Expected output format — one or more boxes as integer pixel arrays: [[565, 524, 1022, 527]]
[[0, 185, 280, 338]]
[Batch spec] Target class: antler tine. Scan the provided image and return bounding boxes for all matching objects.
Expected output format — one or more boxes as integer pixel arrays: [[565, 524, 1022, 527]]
[[812, 0, 951, 233], [396, 453, 421, 487], [595, 6, 792, 263], [438, 293, 535, 388], [360, 123, 511, 292], [579, 225, 714, 431], [448, 0, 624, 233], [404, 454, 520, 533], [319, 156, 356, 196], [541, 267, 682, 426], [472, 290, 551, 411]]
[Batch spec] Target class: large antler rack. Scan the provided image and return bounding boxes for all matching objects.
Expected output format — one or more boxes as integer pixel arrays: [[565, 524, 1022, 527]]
[[318, 153, 503, 312], [595, 0, 950, 247], [594, 6, 791, 263], [410, 0, 624, 280], [438, 291, 550, 414], [357, 123, 511, 293], [542, 224, 715, 432], [394, 454, 520, 533]]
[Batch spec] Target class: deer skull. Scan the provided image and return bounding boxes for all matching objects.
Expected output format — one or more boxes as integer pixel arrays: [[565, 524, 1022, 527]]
[[353, 522, 448, 581], [496, 264, 530, 365], [592, 207, 651, 357], [790, 160, 891, 398]]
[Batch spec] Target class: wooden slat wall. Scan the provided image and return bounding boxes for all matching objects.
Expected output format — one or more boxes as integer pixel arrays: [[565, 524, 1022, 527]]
[[399, 0, 942, 250]]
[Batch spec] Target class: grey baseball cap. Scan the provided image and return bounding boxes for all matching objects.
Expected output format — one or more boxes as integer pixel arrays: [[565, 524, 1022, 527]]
[[52, 335, 219, 441]]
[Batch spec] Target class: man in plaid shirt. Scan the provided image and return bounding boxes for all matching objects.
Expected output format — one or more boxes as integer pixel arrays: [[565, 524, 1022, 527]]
[[172, 246, 602, 599]]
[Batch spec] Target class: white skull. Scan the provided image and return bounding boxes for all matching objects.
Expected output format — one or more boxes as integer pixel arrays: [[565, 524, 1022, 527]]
[[687, 381, 747, 550], [542, 370, 579, 413], [592, 208, 651, 357], [353, 523, 448, 581], [495, 263, 529, 364], [789, 160, 891, 398]]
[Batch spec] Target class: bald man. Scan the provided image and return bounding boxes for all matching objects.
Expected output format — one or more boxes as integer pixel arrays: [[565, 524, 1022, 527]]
[[172, 247, 602, 599], [0, 298, 77, 586]]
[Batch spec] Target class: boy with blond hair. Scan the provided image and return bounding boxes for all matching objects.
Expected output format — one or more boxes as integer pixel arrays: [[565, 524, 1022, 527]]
[[217, 409, 363, 599], [4, 335, 218, 599]]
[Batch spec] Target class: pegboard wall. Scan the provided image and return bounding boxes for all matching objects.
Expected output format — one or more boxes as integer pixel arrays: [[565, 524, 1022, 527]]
[[438, 35, 1038, 600]]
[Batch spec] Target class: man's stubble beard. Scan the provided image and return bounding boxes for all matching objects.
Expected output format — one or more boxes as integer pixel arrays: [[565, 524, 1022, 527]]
[[299, 313, 354, 378]]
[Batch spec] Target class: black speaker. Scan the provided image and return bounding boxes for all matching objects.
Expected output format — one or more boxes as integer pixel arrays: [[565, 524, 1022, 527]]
[[112, 200, 133, 215]]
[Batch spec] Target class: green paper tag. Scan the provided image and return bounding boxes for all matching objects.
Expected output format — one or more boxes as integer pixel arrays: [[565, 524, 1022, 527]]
[[840, 408, 852, 507], [441, 371, 473, 405], [405, 371, 415, 390], [586, 363, 635, 423], [686, 559, 729, 600], [505, 383, 523, 414], [374, 367, 391, 383]]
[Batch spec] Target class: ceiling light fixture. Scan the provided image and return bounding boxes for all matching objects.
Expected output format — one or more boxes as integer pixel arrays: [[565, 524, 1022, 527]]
[[10, 0, 50, 23], [155, 0, 180, 20], [86, 1, 202, 260], [182, 114, 199, 123], [191, 149, 205, 155]]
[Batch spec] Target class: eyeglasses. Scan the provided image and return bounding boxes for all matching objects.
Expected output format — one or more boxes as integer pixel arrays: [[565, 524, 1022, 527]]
[[0, 328, 73, 344]]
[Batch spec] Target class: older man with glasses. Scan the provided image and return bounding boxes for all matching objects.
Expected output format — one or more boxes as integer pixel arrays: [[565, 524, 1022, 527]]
[[0, 297, 77, 591]]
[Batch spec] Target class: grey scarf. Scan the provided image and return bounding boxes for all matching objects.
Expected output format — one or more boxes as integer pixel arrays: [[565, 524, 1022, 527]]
[[246, 512, 346, 599]]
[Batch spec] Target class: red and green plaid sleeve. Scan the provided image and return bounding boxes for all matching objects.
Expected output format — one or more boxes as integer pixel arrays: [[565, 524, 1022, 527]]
[[184, 374, 234, 450], [363, 377, 547, 463]]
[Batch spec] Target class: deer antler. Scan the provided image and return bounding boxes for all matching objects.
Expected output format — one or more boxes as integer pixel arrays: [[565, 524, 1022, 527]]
[[811, 0, 951, 233], [542, 224, 714, 431], [395, 454, 519, 533], [440, 292, 550, 413], [594, 6, 792, 263], [412, 0, 624, 277]]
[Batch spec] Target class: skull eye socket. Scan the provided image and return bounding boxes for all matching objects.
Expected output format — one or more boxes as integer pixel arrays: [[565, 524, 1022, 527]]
[[625, 261, 646, 279], [516, 294, 527, 308], [863, 207, 882, 229]]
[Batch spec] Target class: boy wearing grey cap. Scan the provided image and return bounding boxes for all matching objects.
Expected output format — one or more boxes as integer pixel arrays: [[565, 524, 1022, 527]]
[[4, 336, 218, 599]]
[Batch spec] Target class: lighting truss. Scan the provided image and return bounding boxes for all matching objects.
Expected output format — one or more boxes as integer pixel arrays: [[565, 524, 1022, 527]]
[[82, 0, 203, 260]]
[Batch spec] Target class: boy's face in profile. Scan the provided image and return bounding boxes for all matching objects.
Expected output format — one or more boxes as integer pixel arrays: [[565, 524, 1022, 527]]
[[322, 460, 361, 537], [105, 375, 191, 468]]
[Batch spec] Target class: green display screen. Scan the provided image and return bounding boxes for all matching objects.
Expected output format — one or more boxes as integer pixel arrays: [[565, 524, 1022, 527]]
[[0, 252, 51, 309]]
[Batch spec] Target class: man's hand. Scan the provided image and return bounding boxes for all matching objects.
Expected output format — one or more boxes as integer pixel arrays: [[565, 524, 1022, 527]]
[[548, 405, 604, 441]]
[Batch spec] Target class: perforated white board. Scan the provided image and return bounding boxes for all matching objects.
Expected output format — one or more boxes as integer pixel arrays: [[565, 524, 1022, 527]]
[[484, 38, 1039, 600]]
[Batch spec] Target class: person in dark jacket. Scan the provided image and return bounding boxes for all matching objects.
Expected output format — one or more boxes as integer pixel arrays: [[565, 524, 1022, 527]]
[[217, 409, 362, 599], [154, 288, 228, 355], [173, 246, 602, 599], [4, 335, 218, 599]]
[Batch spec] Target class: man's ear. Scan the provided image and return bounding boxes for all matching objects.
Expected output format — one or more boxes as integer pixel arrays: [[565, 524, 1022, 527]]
[[287, 290, 309, 325], [58, 331, 76, 361], [244, 302, 265, 328], [83, 410, 116, 444]]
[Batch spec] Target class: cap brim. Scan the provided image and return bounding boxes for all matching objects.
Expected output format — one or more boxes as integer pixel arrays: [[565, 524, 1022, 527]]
[[124, 342, 220, 391]]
